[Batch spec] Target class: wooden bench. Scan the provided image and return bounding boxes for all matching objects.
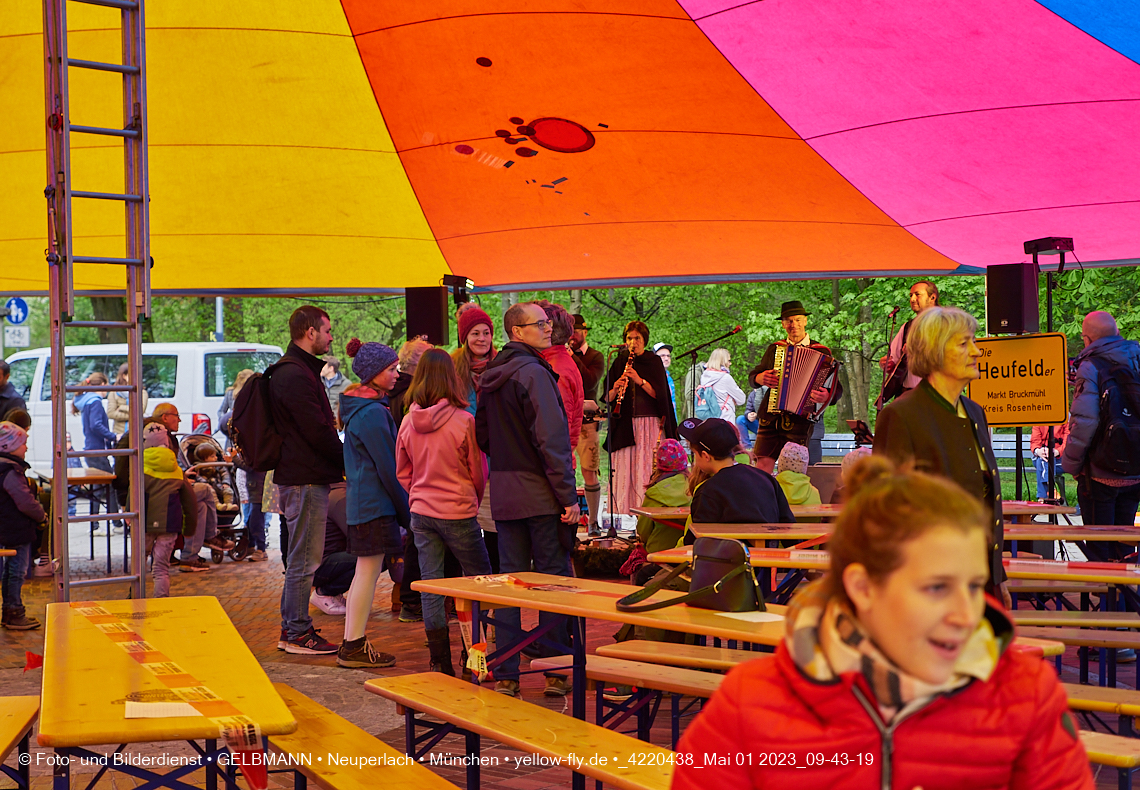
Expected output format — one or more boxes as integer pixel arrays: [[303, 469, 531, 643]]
[[267, 683, 456, 790], [1010, 579, 1107, 612], [365, 673, 672, 790], [1065, 683, 1140, 739], [1080, 730, 1140, 789], [1013, 611, 1140, 628], [597, 640, 762, 671], [532, 654, 723, 748], [1019, 627, 1140, 688], [0, 697, 39, 790]]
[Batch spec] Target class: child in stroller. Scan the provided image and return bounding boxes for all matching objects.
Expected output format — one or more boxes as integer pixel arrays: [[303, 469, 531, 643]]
[[180, 431, 249, 563]]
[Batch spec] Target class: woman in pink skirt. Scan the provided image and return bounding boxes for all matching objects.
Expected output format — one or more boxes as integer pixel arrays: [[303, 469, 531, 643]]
[[603, 320, 678, 516]]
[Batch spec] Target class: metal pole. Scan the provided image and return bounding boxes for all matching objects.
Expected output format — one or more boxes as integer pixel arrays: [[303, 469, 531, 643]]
[[215, 296, 224, 342]]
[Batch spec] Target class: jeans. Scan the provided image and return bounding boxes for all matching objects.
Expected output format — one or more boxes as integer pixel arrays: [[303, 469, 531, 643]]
[[279, 484, 330, 638], [1032, 455, 1066, 500], [412, 513, 493, 632], [145, 533, 179, 597], [494, 513, 574, 681], [242, 502, 268, 551], [1077, 477, 1140, 561], [1, 543, 32, 609], [181, 482, 219, 560], [735, 415, 758, 445], [313, 551, 356, 597]]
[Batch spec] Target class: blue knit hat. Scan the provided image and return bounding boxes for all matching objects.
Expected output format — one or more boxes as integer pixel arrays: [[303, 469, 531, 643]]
[[346, 338, 397, 384]]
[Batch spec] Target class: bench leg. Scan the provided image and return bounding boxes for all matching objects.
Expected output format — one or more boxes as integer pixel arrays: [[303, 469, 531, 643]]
[[292, 770, 307, 790], [18, 731, 30, 789], [465, 731, 481, 790], [52, 748, 71, 790], [1120, 766, 1132, 790]]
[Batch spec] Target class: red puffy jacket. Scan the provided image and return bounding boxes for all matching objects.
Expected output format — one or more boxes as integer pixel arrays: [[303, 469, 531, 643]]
[[672, 643, 1092, 790]]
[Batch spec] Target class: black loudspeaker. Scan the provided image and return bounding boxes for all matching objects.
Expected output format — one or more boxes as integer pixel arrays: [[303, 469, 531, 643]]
[[405, 287, 448, 345], [986, 262, 1039, 335]]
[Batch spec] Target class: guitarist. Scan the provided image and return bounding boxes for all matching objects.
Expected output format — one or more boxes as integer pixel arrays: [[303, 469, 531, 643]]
[[877, 281, 939, 406]]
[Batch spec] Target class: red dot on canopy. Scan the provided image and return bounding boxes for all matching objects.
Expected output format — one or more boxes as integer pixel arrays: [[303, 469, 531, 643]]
[[528, 118, 595, 153]]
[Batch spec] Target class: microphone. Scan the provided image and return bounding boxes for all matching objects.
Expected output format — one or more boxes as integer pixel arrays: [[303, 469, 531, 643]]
[[731, 325, 742, 333], [887, 306, 901, 319]]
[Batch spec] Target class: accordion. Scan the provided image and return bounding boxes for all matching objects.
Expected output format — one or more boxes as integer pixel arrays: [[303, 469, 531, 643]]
[[767, 344, 839, 420]]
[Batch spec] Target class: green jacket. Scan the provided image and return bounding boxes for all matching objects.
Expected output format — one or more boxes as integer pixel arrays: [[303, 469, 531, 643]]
[[635, 472, 692, 554]]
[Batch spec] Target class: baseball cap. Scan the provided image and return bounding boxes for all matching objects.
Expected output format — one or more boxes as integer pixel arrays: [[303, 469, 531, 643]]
[[652, 342, 673, 353], [677, 417, 738, 459]]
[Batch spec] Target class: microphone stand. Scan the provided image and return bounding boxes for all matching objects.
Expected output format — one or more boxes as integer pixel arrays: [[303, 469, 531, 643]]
[[675, 327, 742, 422]]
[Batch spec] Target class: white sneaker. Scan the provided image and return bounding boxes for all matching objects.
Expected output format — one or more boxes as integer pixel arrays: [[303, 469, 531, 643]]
[[310, 590, 347, 616], [92, 527, 109, 537]]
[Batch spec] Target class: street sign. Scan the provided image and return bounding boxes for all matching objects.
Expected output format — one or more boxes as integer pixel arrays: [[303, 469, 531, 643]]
[[4, 326, 30, 348], [5, 297, 29, 325], [967, 333, 1069, 427]]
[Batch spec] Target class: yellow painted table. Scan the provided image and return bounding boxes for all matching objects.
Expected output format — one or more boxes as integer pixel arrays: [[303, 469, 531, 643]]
[[689, 523, 833, 542], [1005, 525, 1140, 542], [39, 596, 296, 789], [0, 696, 39, 788], [647, 546, 831, 571]]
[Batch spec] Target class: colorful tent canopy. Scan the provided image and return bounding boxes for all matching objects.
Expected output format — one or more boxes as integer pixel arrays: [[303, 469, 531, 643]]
[[1, 0, 1137, 294]]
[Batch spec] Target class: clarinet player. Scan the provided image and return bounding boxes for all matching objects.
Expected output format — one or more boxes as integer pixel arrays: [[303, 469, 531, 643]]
[[604, 320, 679, 521], [748, 301, 841, 473]]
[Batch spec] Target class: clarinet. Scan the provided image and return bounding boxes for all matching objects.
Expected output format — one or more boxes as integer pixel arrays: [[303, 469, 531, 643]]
[[612, 341, 636, 417]]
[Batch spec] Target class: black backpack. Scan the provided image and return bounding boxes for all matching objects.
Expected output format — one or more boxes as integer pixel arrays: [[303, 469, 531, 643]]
[[1088, 357, 1140, 477], [230, 358, 295, 473]]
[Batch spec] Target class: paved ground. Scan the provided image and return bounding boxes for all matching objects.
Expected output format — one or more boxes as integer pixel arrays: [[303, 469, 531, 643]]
[[0, 517, 1130, 789]]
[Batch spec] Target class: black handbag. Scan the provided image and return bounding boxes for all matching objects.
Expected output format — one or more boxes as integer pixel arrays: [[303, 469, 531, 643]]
[[616, 537, 765, 613]]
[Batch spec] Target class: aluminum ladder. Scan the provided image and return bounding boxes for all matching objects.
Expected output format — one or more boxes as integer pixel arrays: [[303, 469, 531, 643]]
[[43, 0, 151, 601]]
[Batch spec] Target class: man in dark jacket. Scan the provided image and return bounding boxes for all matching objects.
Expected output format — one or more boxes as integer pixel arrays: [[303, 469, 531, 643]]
[[476, 302, 579, 698], [0, 362, 27, 422], [1062, 311, 1140, 554], [269, 306, 345, 654]]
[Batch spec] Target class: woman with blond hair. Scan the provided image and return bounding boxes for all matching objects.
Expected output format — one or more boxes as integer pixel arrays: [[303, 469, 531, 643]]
[[674, 456, 1092, 790], [873, 306, 1006, 605], [697, 347, 746, 424], [106, 362, 148, 436]]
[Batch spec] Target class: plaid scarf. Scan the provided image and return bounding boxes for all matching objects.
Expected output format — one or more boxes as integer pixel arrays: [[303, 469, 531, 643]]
[[785, 580, 1011, 722]]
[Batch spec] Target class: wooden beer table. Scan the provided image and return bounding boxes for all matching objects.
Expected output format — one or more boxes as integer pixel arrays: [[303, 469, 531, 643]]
[[39, 596, 296, 790]]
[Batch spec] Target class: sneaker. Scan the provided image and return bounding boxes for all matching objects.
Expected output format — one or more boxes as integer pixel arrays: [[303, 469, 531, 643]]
[[602, 685, 634, 702], [311, 590, 347, 616], [544, 676, 572, 697], [178, 557, 210, 573], [587, 525, 601, 538], [203, 536, 235, 551], [277, 628, 288, 650], [398, 604, 423, 623], [92, 527, 109, 537], [337, 637, 396, 668], [247, 549, 268, 562], [284, 627, 338, 655], [494, 679, 521, 698], [1119, 649, 1137, 664]]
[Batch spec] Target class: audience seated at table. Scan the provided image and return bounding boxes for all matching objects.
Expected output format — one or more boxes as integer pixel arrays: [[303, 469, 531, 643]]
[[634, 439, 692, 555], [678, 417, 794, 545], [773, 442, 820, 514], [831, 446, 871, 504], [673, 456, 1094, 790]]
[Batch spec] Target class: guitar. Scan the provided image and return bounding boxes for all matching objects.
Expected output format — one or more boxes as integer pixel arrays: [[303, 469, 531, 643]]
[[875, 319, 912, 410]]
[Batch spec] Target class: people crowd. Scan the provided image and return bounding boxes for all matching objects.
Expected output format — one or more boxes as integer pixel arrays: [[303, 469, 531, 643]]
[[8, 285, 1140, 788]]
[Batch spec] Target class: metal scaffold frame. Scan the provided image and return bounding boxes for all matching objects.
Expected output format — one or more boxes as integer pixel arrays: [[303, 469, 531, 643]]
[[43, 0, 151, 601]]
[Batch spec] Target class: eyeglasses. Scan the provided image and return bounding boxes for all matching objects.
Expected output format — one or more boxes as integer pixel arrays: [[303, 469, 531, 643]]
[[517, 319, 553, 330]]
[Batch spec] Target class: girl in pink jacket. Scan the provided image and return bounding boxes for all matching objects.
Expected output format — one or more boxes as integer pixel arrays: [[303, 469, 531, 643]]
[[395, 349, 492, 675]]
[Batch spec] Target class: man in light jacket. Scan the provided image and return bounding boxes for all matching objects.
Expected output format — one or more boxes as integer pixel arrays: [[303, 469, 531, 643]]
[[1062, 311, 1140, 555], [475, 301, 579, 699]]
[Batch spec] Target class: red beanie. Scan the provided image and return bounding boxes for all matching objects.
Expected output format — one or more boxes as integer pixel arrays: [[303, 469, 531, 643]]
[[457, 304, 493, 344]]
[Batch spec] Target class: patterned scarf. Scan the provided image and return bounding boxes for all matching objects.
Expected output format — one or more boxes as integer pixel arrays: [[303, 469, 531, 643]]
[[469, 354, 491, 396], [786, 580, 1010, 722]]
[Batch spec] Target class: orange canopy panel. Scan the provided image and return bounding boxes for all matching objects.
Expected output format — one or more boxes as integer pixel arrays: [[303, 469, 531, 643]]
[[2, 0, 1136, 294]]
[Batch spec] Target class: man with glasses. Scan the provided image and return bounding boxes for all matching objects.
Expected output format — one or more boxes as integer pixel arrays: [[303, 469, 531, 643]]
[[476, 302, 579, 698]]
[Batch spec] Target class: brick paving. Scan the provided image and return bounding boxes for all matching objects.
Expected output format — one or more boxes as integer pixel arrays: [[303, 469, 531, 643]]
[[0, 532, 1130, 789]]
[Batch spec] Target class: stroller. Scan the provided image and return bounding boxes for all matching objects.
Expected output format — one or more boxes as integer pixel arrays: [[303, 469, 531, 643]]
[[180, 428, 250, 562]]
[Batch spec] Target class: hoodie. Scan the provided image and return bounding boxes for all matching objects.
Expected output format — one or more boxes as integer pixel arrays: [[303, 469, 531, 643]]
[[142, 446, 197, 535], [1062, 334, 1140, 482], [340, 389, 410, 537], [475, 341, 577, 521], [775, 469, 822, 513], [396, 399, 486, 520], [698, 368, 746, 421], [74, 391, 117, 451]]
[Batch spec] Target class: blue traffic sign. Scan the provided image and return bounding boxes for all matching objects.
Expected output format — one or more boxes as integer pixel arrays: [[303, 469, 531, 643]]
[[5, 297, 28, 325]]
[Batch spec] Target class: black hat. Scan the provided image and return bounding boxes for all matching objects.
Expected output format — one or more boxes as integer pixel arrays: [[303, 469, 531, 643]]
[[678, 417, 739, 459], [572, 314, 589, 330], [778, 301, 810, 320]]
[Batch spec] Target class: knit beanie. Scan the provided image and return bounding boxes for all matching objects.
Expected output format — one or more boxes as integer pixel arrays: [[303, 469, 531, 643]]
[[656, 439, 688, 473], [457, 303, 494, 345], [777, 442, 810, 476], [346, 338, 398, 385], [841, 446, 872, 483], [0, 421, 28, 454], [142, 422, 171, 450]]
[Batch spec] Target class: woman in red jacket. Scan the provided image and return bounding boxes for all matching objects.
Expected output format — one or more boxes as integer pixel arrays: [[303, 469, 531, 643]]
[[673, 456, 1092, 790]]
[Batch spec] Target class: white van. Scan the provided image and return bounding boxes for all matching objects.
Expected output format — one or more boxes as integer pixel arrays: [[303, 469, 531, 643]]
[[4, 342, 283, 469]]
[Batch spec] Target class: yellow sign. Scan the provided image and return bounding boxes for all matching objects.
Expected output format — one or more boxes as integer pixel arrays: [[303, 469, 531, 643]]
[[968, 333, 1069, 427]]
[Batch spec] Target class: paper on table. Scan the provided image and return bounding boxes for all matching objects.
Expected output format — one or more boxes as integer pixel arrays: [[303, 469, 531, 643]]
[[714, 611, 785, 623], [124, 701, 204, 719]]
